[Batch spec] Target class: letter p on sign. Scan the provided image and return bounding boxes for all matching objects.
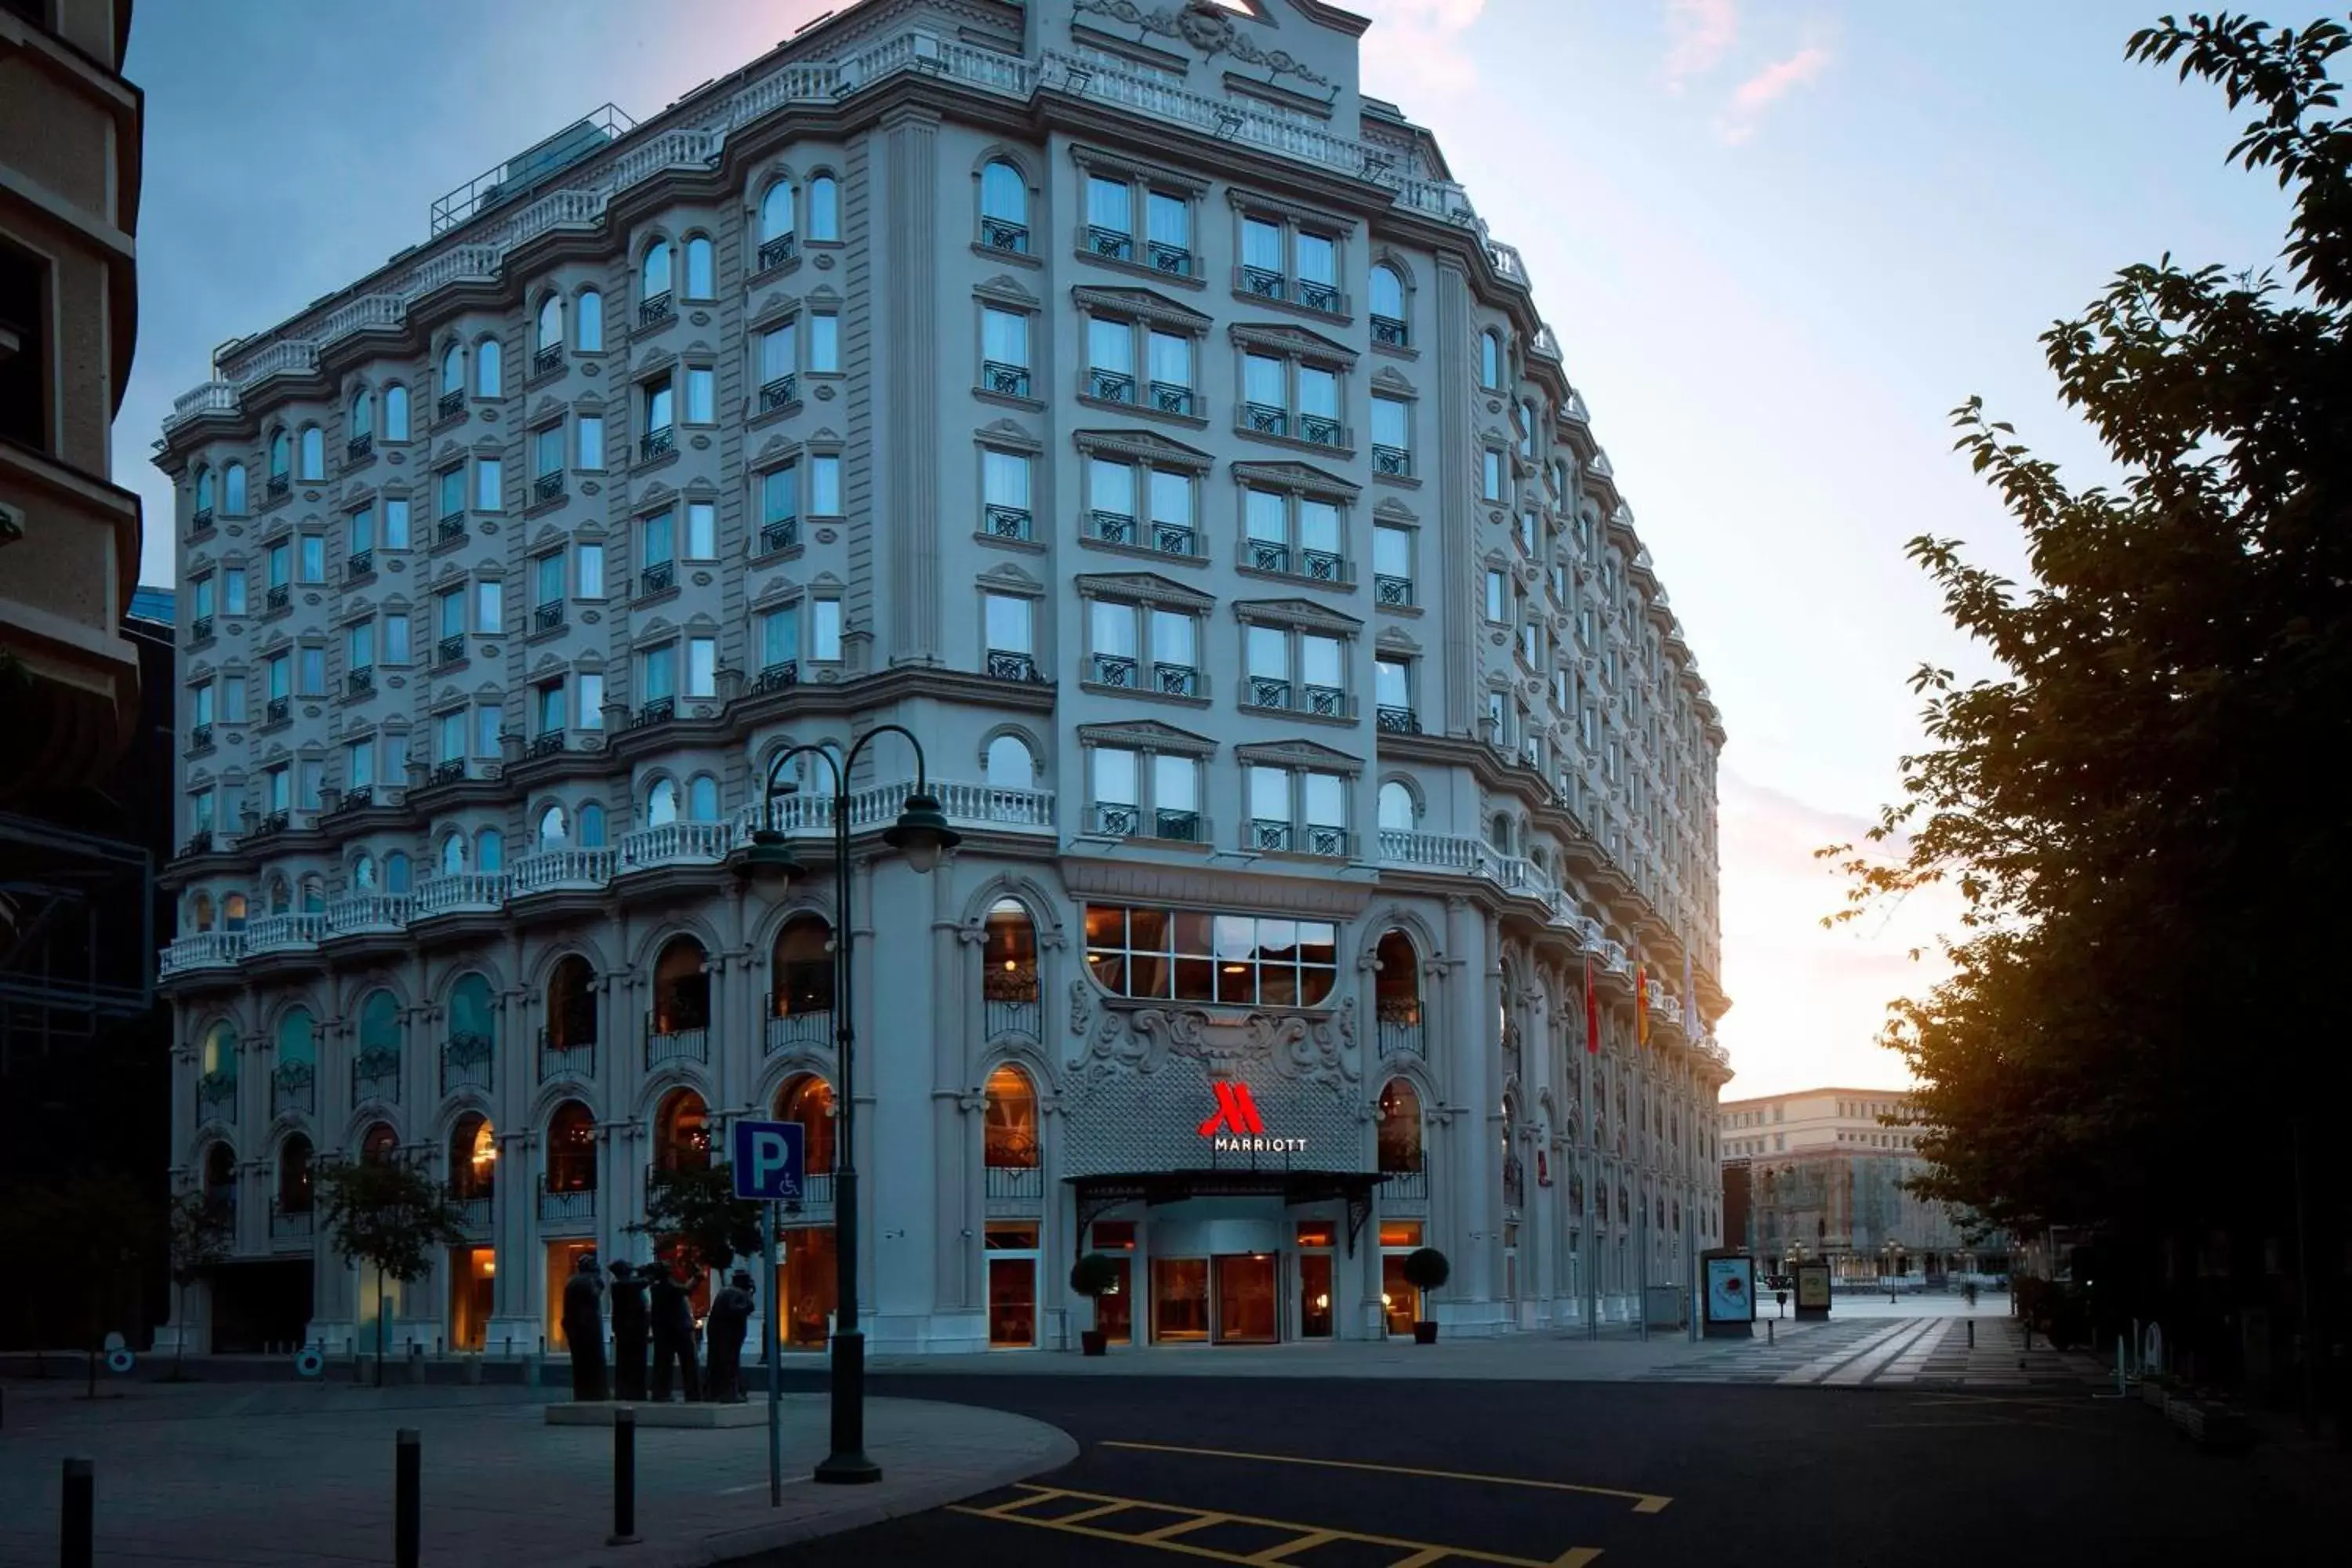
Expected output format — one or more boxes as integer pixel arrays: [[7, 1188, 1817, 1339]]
[[728, 1118, 805, 1201]]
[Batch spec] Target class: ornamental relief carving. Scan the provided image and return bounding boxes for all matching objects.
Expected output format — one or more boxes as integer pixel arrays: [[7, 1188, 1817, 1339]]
[[1074, 0, 1334, 89], [1071, 982, 1358, 1089]]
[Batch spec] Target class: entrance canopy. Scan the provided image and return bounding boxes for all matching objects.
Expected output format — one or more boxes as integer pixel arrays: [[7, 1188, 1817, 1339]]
[[1070, 1169, 1389, 1255]]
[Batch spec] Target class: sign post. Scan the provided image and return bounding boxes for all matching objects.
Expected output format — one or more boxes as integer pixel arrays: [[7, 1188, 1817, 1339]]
[[729, 1120, 806, 1510]]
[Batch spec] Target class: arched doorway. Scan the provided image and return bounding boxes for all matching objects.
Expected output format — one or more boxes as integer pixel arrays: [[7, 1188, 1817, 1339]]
[[359, 1121, 398, 1164], [355, 990, 401, 1103], [767, 915, 833, 1053], [771, 1072, 837, 1349], [544, 955, 597, 1075], [981, 900, 1039, 1040], [652, 1087, 709, 1173], [1373, 930, 1422, 1055], [445, 1111, 496, 1352], [201, 1140, 237, 1212], [650, 936, 710, 1062], [277, 1134, 314, 1216], [445, 974, 496, 1094], [982, 1064, 1041, 1348]]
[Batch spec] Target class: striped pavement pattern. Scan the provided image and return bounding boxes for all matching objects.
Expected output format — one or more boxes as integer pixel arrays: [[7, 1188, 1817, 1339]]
[[1631, 1314, 2110, 1390]]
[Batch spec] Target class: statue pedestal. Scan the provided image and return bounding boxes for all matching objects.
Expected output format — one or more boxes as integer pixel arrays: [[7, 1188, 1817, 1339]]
[[545, 1399, 785, 1428]]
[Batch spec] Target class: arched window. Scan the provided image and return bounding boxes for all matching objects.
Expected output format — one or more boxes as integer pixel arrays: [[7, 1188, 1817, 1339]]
[[1378, 1079, 1424, 1172], [352, 851, 377, 889], [808, 175, 840, 240], [641, 241, 671, 301], [684, 235, 715, 299], [222, 891, 248, 931], [277, 1004, 315, 1072], [278, 1133, 314, 1214], [575, 289, 604, 351], [202, 1141, 237, 1207], [268, 430, 290, 480], [686, 773, 719, 822], [440, 832, 466, 874], [299, 424, 323, 479], [191, 891, 215, 932], [475, 336, 502, 397], [223, 462, 247, 513], [1519, 399, 1538, 457], [985, 734, 1034, 789], [1488, 813, 1514, 855], [978, 160, 1027, 249], [200, 1020, 237, 1080], [537, 804, 568, 848], [760, 181, 794, 241], [449, 1111, 496, 1201], [1370, 263, 1405, 326], [1374, 930, 1421, 1029], [383, 384, 410, 441], [546, 1098, 596, 1192], [983, 1064, 1038, 1168], [536, 296, 562, 352], [1480, 328, 1504, 390], [647, 778, 679, 826], [440, 343, 463, 396], [1377, 781, 1415, 832], [360, 1120, 398, 1165], [546, 955, 597, 1055], [299, 876, 325, 913], [384, 851, 410, 893], [652, 935, 708, 1034], [475, 827, 503, 873], [267, 876, 289, 914], [982, 899, 1039, 1036], [653, 1086, 709, 1171], [350, 388, 375, 441], [775, 1072, 835, 1172], [358, 989, 400, 1079], [194, 466, 215, 514], [770, 915, 833, 1018], [578, 803, 606, 848], [448, 971, 497, 1063]]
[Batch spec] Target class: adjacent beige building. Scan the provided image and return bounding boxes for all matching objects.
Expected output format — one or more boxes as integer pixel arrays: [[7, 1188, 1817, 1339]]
[[0, 0, 144, 797]]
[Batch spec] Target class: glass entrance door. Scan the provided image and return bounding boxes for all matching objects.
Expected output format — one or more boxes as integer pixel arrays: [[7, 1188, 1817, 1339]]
[[1214, 1254, 1278, 1344], [777, 1226, 837, 1349], [1152, 1258, 1209, 1342]]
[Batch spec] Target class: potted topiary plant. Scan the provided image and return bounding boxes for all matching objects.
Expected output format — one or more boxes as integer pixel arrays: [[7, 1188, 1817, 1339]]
[[1069, 1252, 1120, 1356], [1402, 1247, 1450, 1345]]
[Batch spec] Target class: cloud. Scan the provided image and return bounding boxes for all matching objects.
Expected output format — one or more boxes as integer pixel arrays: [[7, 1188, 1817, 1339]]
[[1662, 0, 1739, 89], [1715, 45, 1831, 143], [1353, 0, 1487, 100]]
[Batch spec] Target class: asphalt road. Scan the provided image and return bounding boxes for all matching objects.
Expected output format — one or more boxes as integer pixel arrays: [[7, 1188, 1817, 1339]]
[[742, 1373, 2336, 1568]]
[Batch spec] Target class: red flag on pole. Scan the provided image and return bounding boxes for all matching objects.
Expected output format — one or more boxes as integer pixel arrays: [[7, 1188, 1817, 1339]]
[[1636, 963, 1650, 1047], [1584, 953, 1600, 1054]]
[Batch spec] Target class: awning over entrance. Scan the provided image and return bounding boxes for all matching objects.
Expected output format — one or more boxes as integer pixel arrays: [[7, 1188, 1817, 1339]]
[[1069, 1169, 1390, 1256]]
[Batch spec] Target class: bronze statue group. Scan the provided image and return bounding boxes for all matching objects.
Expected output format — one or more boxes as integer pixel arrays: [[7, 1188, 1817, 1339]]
[[560, 1251, 759, 1403]]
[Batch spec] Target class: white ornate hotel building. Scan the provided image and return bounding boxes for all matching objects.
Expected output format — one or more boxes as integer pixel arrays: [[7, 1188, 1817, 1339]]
[[155, 0, 1731, 1358]]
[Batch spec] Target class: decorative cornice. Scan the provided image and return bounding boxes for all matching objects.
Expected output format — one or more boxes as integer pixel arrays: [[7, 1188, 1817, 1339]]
[[1071, 570, 1218, 613], [1233, 737, 1363, 775], [1229, 321, 1357, 365], [1071, 426, 1215, 472], [1071, 285, 1214, 332], [1227, 458, 1359, 500], [1231, 596, 1363, 633], [1073, 717, 1218, 757], [1072, 0, 1334, 88]]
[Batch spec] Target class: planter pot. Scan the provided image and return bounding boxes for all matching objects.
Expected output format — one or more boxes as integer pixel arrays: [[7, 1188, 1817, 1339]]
[[1080, 1329, 1107, 1357], [1413, 1322, 1438, 1345]]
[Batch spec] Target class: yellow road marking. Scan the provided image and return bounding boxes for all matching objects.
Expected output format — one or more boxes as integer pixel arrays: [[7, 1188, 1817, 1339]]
[[1100, 1439, 1671, 1515], [949, 1482, 1605, 1567]]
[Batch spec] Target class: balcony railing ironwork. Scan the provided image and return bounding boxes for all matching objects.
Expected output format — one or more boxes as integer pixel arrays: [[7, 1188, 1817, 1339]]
[[1304, 684, 1347, 717], [539, 1178, 597, 1225], [437, 389, 466, 420], [1090, 653, 1136, 688], [1240, 265, 1284, 300], [1243, 401, 1287, 436], [1305, 824, 1349, 857], [1087, 225, 1134, 261], [757, 234, 797, 272], [1087, 368, 1135, 404], [760, 374, 798, 411], [533, 470, 564, 503], [1298, 278, 1341, 314], [1091, 510, 1136, 546], [629, 695, 676, 729], [264, 696, 291, 725], [533, 601, 564, 633], [985, 1163, 1045, 1203], [982, 360, 1032, 397], [984, 504, 1031, 541], [980, 216, 1029, 253], [1250, 818, 1294, 851], [266, 583, 291, 612], [532, 343, 564, 376], [1373, 444, 1411, 477], [441, 1033, 495, 1095], [1150, 381, 1195, 416], [539, 1025, 595, 1081], [351, 1047, 401, 1106], [435, 634, 466, 666], [1376, 704, 1421, 734], [637, 560, 676, 596], [346, 550, 374, 582], [1152, 522, 1198, 557], [528, 731, 565, 759], [760, 517, 800, 554], [1300, 413, 1343, 446], [190, 723, 214, 754], [270, 1060, 314, 1117], [638, 291, 674, 328], [437, 514, 467, 544], [267, 472, 292, 502], [1374, 573, 1414, 607], [1154, 662, 1199, 697], [639, 426, 676, 463], [191, 615, 214, 644], [1371, 314, 1409, 348], [985, 649, 1044, 684], [1376, 1004, 1427, 1058], [1247, 676, 1290, 709], [1148, 240, 1192, 275], [645, 1019, 710, 1068], [753, 661, 800, 695], [346, 667, 374, 698], [764, 1007, 833, 1056]]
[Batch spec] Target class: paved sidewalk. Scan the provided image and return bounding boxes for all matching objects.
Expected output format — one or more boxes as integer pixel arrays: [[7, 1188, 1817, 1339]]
[[0, 1380, 1075, 1567], [1630, 1312, 2108, 1388]]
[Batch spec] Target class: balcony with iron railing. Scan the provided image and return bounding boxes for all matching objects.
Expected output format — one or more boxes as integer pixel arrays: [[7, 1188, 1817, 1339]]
[[191, 509, 215, 537], [983, 969, 1040, 1042], [1375, 1002, 1425, 1058], [1298, 414, 1344, 448], [532, 601, 564, 633], [1090, 652, 1136, 688], [437, 513, 467, 545], [979, 215, 1028, 253], [982, 360, 1032, 398], [1087, 225, 1134, 263], [1239, 264, 1284, 302], [985, 648, 1044, 684], [758, 233, 799, 272], [267, 472, 292, 503], [1087, 367, 1135, 405], [437, 388, 466, 421], [1149, 521, 1199, 558], [265, 583, 291, 613], [191, 615, 214, 644], [637, 560, 676, 597], [194, 1070, 238, 1123], [533, 470, 564, 504], [1381, 1167, 1431, 1206], [1372, 444, 1410, 477], [645, 1013, 710, 1068], [985, 1157, 1045, 1208], [760, 374, 798, 412], [539, 1175, 597, 1225], [629, 695, 676, 729], [760, 516, 800, 554], [765, 1005, 833, 1057], [1242, 401, 1287, 437], [1376, 704, 1421, 735], [639, 425, 676, 463], [983, 503, 1031, 542], [345, 550, 374, 583], [752, 660, 800, 695], [440, 1033, 495, 1095], [533, 343, 565, 377], [1374, 573, 1413, 608], [1371, 314, 1409, 348], [1153, 662, 1200, 698], [346, 666, 375, 698], [189, 723, 213, 755], [1148, 380, 1196, 416], [527, 730, 565, 760], [351, 1047, 401, 1106], [638, 292, 674, 328]]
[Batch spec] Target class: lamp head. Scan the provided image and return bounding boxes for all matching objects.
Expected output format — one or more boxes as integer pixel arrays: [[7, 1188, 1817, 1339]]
[[884, 790, 960, 874], [735, 827, 806, 895]]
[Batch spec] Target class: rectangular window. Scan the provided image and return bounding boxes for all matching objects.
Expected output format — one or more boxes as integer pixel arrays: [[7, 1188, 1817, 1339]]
[[1374, 524, 1410, 586], [763, 463, 799, 528], [644, 376, 673, 435], [1301, 633, 1343, 692], [685, 367, 715, 424], [1091, 457, 1136, 521], [298, 645, 325, 696], [1376, 655, 1410, 711], [1247, 624, 1287, 681], [687, 636, 717, 699], [579, 672, 604, 728], [686, 501, 716, 559], [811, 454, 842, 515], [267, 765, 290, 814], [298, 535, 325, 583], [641, 510, 674, 566], [1372, 395, 1408, 454], [1483, 449, 1505, 501], [1146, 332, 1191, 396], [476, 457, 503, 511], [221, 678, 246, 723], [1304, 771, 1346, 829], [1147, 191, 1189, 253], [190, 789, 216, 835], [982, 307, 1028, 368], [385, 613, 411, 663], [1154, 752, 1196, 814], [1094, 745, 1138, 806], [1299, 499, 1340, 563], [577, 414, 604, 470], [1243, 352, 1284, 411], [1297, 231, 1337, 289], [760, 323, 796, 385], [810, 313, 840, 373], [982, 448, 1029, 513], [223, 568, 247, 615], [1242, 216, 1283, 274], [535, 551, 564, 608], [191, 681, 214, 727], [1091, 600, 1137, 663], [760, 604, 800, 669], [1152, 607, 1195, 670], [383, 498, 410, 550], [1486, 568, 1508, 622], [437, 466, 463, 518], [475, 579, 503, 633], [437, 710, 464, 763], [347, 739, 374, 790], [299, 759, 325, 811], [347, 620, 373, 670], [641, 644, 676, 702], [1087, 175, 1133, 238], [475, 702, 503, 758], [578, 542, 605, 599], [535, 681, 564, 736], [1245, 488, 1286, 547], [535, 424, 563, 477], [348, 506, 373, 557], [1149, 470, 1192, 541], [1249, 763, 1290, 826], [1088, 318, 1134, 390], [985, 592, 1032, 654], [1298, 366, 1338, 426], [811, 598, 843, 661]]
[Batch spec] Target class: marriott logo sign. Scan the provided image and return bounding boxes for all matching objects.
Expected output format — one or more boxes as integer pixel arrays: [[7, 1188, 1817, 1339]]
[[1197, 1082, 1306, 1154]]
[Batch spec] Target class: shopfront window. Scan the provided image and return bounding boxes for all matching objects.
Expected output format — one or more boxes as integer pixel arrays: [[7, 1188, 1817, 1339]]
[[986, 1221, 1038, 1348], [1379, 1220, 1425, 1336], [1090, 1221, 1136, 1345], [1082, 904, 1338, 1006]]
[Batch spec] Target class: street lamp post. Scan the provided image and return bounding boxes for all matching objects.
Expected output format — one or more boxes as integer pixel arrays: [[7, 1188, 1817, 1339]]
[[735, 726, 960, 1486]]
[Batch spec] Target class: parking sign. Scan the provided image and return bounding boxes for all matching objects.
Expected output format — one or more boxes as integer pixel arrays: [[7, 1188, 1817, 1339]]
[[728, 1119, 806, 1202]]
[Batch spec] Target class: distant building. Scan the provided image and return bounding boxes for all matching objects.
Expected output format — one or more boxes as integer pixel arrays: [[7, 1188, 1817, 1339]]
[[1719, 1087, 2008, 1283], [0, 0, 146, 798]]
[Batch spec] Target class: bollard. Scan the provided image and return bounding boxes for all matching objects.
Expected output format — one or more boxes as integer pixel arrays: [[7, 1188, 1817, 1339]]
[[1766, 1319, 1774, 1345], [609, 1406, 641, 1546], [61, 1457, 93, 1568], [394, 1429, 420, 1568], [1967, 1320, 1976, 1349]]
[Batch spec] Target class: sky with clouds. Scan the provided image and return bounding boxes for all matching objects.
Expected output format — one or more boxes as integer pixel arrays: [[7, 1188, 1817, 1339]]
[[114, 1, 2299, 1097]]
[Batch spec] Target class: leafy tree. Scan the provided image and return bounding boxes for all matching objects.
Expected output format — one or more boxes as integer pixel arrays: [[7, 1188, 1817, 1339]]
[[630, 1162, 764, 1277], [164, 1189, 233, 1380], [1824, 13, 2352, 1378], [317, 1158, 469, 1383]]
